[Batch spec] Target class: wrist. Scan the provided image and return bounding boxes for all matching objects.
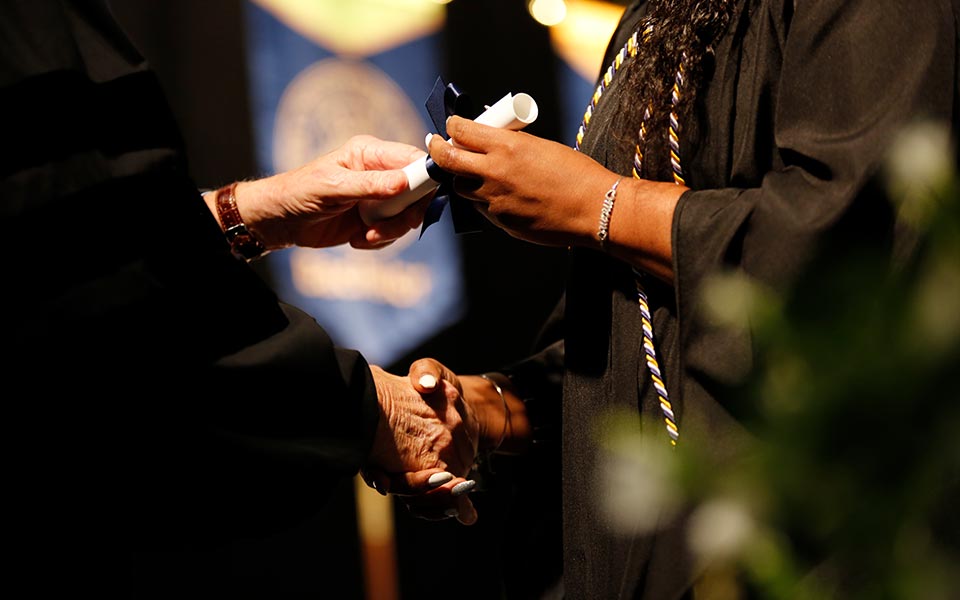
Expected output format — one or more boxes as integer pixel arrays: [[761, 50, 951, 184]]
[[208, 182, 269, 261], [479, 373, 509, 454], [568, 171, 629, 251], [366, 365, 399, 471], [233, 178, 293, 252], [462, 372, 529, 455], [596, 176, 622, 251], [461, 375, 501, 453]]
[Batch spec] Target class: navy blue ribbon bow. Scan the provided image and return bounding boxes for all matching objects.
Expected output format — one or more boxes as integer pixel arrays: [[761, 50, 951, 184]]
[[419, 77, 489, 237]]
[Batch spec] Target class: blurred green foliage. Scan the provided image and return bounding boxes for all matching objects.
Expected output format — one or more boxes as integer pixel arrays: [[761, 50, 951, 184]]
[[590, 122, 960, 600], [686, 121, 960, 599]]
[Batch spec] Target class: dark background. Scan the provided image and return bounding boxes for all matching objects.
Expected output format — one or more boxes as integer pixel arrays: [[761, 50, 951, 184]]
[[108, 0, 599, 597]]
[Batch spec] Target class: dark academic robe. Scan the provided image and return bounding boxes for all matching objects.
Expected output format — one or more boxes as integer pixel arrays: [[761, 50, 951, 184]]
[[507, 0, 960, 598], [1, 0, 379, 591]]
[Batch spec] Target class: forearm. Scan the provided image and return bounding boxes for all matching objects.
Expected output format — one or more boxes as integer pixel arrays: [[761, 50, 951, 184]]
[[461, 372, 531, 456]]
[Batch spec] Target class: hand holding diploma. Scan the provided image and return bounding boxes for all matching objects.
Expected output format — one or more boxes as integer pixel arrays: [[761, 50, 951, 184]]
[[358, 91, 539, 225]]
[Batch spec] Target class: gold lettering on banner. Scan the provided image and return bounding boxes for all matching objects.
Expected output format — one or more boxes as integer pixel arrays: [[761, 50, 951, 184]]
[[290, 247, 432, 308], [251, 0, 444, 58]]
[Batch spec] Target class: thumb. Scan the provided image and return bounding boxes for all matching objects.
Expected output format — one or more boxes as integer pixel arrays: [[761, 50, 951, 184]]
[[409, 358, 460, 394]]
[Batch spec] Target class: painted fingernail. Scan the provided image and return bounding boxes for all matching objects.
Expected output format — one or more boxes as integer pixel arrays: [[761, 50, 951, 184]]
[[418, 374, 437, 390], [444, 508, 460, 518], [427, 472, 454, 487], [424, 132, 434, 147], [451, 480, 477, 497]]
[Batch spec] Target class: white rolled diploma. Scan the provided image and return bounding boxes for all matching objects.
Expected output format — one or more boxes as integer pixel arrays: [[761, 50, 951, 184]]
[[358, 92, 539, 224]]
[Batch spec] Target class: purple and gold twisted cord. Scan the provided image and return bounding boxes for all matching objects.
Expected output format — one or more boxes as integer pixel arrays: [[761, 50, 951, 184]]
[[634, 272, 679, 443], [575, 19, 685, 446], [632, 105, 651, 178], [575, 22, 649, 151], [668, 56, 687, 186]]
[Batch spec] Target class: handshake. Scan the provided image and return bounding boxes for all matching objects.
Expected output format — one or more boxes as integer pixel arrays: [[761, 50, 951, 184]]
[[202, 128, 535, 525], [363, 359, 522, 526]]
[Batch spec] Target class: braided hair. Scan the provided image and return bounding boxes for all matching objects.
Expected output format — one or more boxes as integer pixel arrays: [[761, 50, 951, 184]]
[[615, 0, 736, 180]]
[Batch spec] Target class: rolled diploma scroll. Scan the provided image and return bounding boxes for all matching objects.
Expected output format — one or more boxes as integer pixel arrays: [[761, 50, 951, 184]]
[[358, 92, 539, 224]]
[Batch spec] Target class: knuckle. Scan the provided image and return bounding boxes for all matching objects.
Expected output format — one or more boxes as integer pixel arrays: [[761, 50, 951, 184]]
[[325, 168, 350, 191], [445, 150, 464, 172], [446, 117, 462, 138], [411, 357, 436, 373], [431, 142, 454, 166]]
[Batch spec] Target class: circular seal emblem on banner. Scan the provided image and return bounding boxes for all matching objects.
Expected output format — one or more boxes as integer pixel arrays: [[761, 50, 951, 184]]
[[273, 58, 426, 175]]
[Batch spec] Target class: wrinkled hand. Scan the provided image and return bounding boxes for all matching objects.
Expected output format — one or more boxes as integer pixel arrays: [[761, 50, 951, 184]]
[[364, 364, 479, 524], [236, 135, 428, 250], [427, 116, 614, 247], [400, 358, 483, 525]]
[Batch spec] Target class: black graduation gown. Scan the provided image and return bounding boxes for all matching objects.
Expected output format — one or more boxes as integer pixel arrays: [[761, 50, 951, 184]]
[[1, 0, 380, 590], [507, 0, 960, 598]]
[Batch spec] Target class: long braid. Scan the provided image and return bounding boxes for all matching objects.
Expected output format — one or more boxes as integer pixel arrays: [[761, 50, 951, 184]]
[[615, 0, 736, 180]]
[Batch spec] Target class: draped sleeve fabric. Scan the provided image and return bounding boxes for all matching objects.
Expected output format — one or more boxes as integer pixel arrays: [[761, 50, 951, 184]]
[[1, 0, 381, 559]]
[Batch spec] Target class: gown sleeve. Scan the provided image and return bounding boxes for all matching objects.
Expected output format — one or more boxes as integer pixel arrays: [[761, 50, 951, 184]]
[[673, 0, 958, 326], [1, 0, 382, 548]]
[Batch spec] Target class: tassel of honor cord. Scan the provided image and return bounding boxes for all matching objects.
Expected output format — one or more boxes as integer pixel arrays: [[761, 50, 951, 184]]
[[358, 91, 539, 225]]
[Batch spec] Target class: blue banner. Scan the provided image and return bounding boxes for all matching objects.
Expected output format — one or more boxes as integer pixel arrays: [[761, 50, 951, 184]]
[[243, 0, 464, 366]]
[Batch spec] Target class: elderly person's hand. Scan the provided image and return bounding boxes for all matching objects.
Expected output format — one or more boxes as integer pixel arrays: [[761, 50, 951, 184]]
[[363, 358, 532, 526], [363, 364, 480, 525], [205, 135, 428, 252]]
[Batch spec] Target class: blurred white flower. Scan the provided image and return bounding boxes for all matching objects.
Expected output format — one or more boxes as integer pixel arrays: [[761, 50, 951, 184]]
[[700, 271, 778, 333], [595, 412, 680, 535], [886, 120, 955, 229], [687, 498, 756, 563]]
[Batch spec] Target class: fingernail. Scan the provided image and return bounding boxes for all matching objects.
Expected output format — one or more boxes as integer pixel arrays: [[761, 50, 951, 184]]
[[424, 132, 434, 147], [427, 472, 454, 487], [444, 508, 460, 518], [451, 480, 476, 497], [418, 374, 437, 390]]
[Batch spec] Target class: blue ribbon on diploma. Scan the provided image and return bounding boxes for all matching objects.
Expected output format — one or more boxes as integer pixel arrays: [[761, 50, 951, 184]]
[[420, 77, 490, 236]]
